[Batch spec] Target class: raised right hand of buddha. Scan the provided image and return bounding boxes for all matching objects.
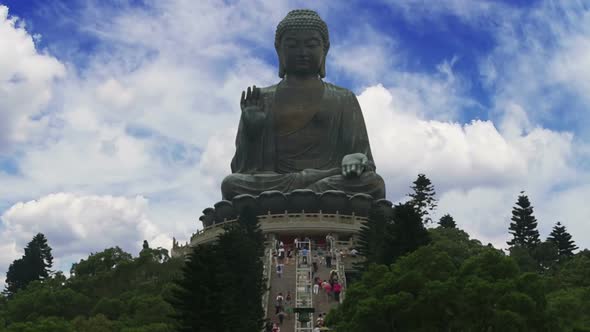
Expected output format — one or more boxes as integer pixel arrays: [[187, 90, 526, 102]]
[[241, 85, 266, 133]]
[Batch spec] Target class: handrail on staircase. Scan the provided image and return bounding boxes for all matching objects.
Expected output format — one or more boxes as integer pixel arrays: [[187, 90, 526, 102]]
[[294, 240, 314, 332]]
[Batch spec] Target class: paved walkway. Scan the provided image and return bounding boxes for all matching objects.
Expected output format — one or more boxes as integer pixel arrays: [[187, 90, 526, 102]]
[[266, 257, 296, 332]]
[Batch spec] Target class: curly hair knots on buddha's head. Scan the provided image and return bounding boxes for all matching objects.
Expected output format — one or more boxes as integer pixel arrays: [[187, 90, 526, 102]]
[[275, 9, 330, 78]]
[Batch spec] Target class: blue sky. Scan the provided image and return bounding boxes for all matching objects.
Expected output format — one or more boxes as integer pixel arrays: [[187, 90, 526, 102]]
[[1, 0, 589, 283]]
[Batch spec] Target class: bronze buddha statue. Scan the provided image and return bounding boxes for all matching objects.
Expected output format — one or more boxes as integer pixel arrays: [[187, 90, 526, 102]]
[[221, 9, 385, 200]]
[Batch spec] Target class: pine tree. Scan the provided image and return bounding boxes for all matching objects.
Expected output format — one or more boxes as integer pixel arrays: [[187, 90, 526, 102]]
[[169, 207, 265, 331], [390, 203, 431, 262], [357, 207, 391, 269], [547, 222, 578, 258], [358, 203, 431, 268], [170, 243, 220, 331], [438, 214, 456, 229], [507, 192, 540, 249], [4, 233, 53, 296], [408, 173, 437, 223]]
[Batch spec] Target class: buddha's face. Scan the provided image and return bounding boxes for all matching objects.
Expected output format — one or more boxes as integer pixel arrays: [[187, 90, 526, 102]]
[[279, 29, 324, 77]]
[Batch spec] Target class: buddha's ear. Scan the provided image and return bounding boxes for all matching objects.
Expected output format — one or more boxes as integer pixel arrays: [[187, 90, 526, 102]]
[[319, 53, 327, 78], [277, 51, 286, 78]]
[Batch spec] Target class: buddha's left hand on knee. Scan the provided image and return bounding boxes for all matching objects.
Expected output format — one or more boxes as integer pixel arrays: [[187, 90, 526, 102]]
[[341, 153, 368, 177]]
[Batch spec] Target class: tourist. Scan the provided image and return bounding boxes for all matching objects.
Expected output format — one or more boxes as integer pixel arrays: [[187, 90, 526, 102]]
[[333, 281, 342, 302], [272, 322, 280, 332], [313, 278, 320, 294], [325, 233, 334, 250], [330, 270, 338, 283], [275, 292, 284, 314], [294, 237, 300, 249], [301, 246, 309, 265], [312, 255, 319, 274], [286, 248, 292, 264], [265, 321, 273, 332], [277, 309, 286, 325], [278, 245, 285, 263], [316, 313, 325, 327], [276, 262, 284, 278], [322, 280, 332, 299], [325, 252, 332, 268]]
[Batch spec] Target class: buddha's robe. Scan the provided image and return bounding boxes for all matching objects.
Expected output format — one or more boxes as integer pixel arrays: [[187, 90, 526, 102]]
[[221, 81, 385, 200]]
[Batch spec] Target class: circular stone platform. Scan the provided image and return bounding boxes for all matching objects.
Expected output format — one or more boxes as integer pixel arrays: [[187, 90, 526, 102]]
[[171, 189, 393, 257]]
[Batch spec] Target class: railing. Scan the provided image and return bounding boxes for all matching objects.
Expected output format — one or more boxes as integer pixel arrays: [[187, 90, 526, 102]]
[[295, 240, 314, 332], [200, 212, 367, 232], [335, 249, 347, 303], [261, 240, 275, 322], [328, 236, 347, 304]]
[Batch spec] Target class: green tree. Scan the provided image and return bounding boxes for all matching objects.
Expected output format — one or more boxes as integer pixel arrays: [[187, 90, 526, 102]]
[[509, 245, 540, 273], [4, 316, 72, 332], [531, 241, 559, 271], [552, 250, 590, 289], [139, 241, 170, 264], [169, 207, 265, 331], [3, 275, 91, 323], [438, 214, 456, 229], [358, 203, 430, 268], [547, 222, 578, 259], [389, 203, 431, 262], [357, 207, 391, 268], [408, 173, 437, 224], [327, 229, 553, 331], [71, 314, 115, 332], [70, 247, 133, 278], [4, 233, 54, 296], [507, 192, 540, 249], [1, 241, 183, 331], [546, 288, 590, 331], [169, 244, 219, 332]]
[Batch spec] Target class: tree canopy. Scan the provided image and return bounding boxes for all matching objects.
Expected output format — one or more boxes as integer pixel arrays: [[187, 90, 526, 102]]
[[4, 233, 54, 297], [169, 207, 265, 332], [408, 173, 437, 224], [507, 192, 541, 249], [358, 203, 430, 268], [327, 228, 590, 332], [438, 214, 457, 229], [548, 222, 578, 259], [1, 241, 182, 332]]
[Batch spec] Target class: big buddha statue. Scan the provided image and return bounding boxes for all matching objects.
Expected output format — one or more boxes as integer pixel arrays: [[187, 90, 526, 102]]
[[221, 9, 386, 200]]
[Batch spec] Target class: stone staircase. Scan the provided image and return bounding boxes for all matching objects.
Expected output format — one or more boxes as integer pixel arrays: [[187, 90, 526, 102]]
[[264, 240, 346, 331]]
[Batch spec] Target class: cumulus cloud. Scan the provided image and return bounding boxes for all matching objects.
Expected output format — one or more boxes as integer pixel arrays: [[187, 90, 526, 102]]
[[0, 193, 169, 285], [0, 5, 65, 151], [359, 84, 586, 249]]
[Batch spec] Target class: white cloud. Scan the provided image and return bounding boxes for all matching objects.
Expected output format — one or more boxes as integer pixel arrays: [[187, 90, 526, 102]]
[[477, 1, 590, 128], [359, 85, 586, 249], [360, 85, 527, 195], [329, 24, 398, 84], [0, 5, 65, 151], [0, 193, 169, 286]]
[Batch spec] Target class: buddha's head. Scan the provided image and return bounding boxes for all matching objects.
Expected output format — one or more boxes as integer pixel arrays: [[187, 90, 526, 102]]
[[275, 9, 330, 79]]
